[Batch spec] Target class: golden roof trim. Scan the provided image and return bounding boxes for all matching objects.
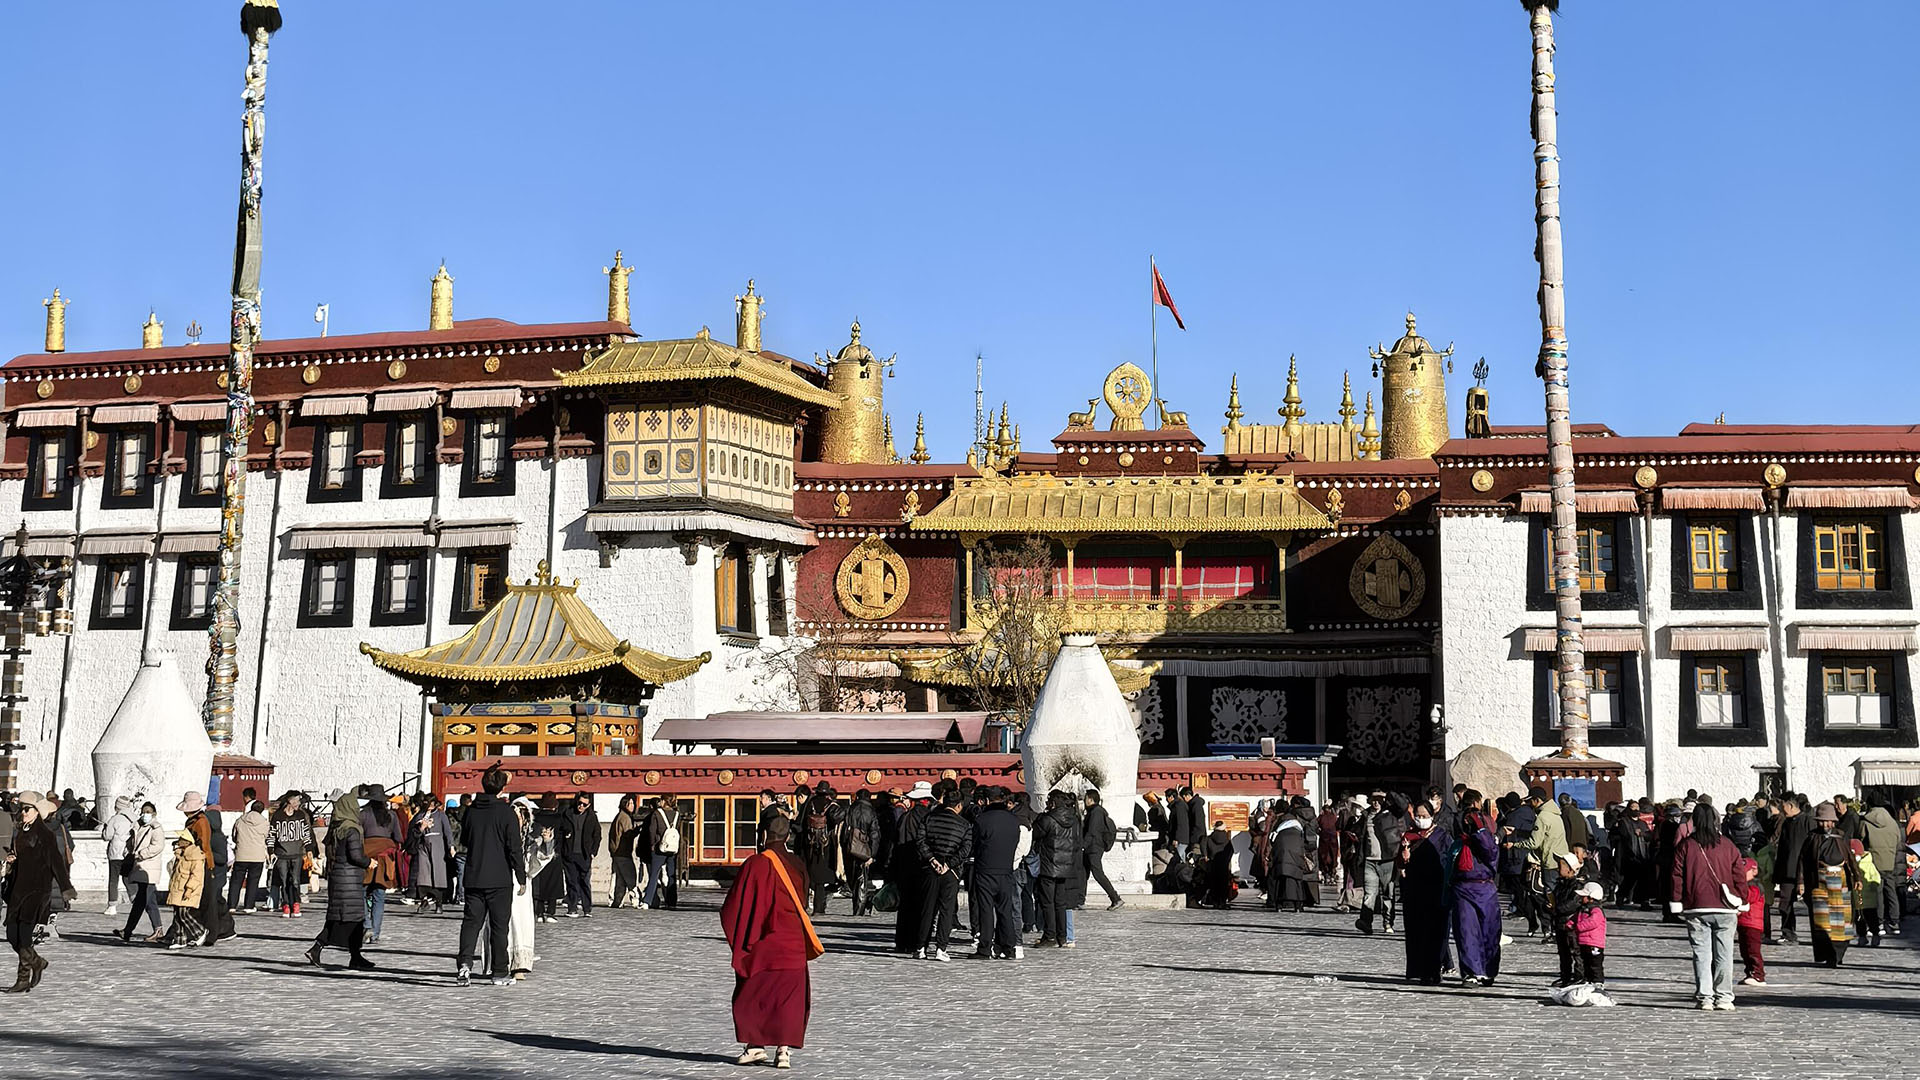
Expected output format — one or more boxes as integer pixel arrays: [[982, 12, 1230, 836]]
[[892, 646, 1159, 694], [360, 576, 710, 686], [909, 472, 1332, 534], [561, 336, 841, 408]]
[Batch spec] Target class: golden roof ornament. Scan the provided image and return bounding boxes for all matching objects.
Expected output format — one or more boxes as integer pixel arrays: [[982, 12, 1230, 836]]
[[42, 288, 68, 354], [1222, 374, 1244, 434], [1338, 372, 1357, 434], [141, 310, 163, 349], [1066, 399, 1098, 431], [1368, 311, 1454, 460], [1279, 355, 1306, 437], [429, 262, 454, 331], [882, 414, 900, 464], [909, 413, 931, 464], [603, 249, 633, 326], [734, 278, 764, 353], [1359, 391, 1382, 461], [1102, 362, 1152, 431]]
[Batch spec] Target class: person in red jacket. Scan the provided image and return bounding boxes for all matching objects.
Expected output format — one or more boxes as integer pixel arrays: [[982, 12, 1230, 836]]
[[721, 816, 824, 1070], [1669, 804, 1746, 1010], [1735, 857, 1766, 986]]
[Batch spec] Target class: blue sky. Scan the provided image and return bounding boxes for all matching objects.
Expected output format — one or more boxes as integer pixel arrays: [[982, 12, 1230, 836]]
[[2, 3, 1915, 457]]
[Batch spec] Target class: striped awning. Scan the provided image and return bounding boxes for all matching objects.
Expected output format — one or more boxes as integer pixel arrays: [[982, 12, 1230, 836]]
[[91, 404, 159, 426], [448, 388, 521, 411], [300, 396, 368, 418], [77, 531, 155, 557], [286, 522, 431, 551], [1792, 624, 1919, 652], [1785, 487, 1914, 510], [11, 408, 76, 428], [169, 401, 228, 423], [436, 519, 518, 550], [0, 532, 76, 557], [1521, 626, 1645, 652], [372, 390, 440, 413], [1516, 490, 1641, 514], [1660, 487, 1767, 512], [158, 532, 221, 555], [1668, 626, 1769, 653]]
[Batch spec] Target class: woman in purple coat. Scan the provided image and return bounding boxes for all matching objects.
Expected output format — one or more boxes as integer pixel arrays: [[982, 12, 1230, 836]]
[[1450, 789, 1503, 986]]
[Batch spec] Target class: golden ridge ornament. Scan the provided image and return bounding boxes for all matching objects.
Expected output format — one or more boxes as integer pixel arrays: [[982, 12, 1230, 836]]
[[123, 374, 142, 395], [1102, 363, 1152, 431], [1350, 532, 1426, 621], [301, 364, 321, 385], [1470, 469, 1494, 493], [34, 379, 53, 399], [835, 534, 910, 621]]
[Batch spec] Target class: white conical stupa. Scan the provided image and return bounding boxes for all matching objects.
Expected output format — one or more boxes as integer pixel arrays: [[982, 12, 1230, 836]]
[[1023, 633, 1147, 884], [91, 650, 214, 831]]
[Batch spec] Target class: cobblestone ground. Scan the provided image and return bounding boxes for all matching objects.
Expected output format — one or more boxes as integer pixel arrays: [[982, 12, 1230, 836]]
[[2, 890, 1914, 1080]]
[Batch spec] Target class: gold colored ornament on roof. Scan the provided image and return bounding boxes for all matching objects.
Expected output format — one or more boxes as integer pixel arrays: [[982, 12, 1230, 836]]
[[882, 414, 900, 464], [1221, 374, 1244, 434], [1102, 363, 1152, 431], [1339, 372, 1358, 433], [833, 491, 851, 517], [901, 489, 921, 523], [1763, 462, 1787, 488], [35, 379, 53, 399], [1470, 469, 1494, 492], [123, 374, 142, 395], [301, 364, 321, 385], [141, 310, 164, 350], [603, 249, 633, 326], [42, 289, 68, 353], [429, 262, 454, 331], [1066, 399, 1098, 431], [1393, 488, 1413, 513], [835, 534, 910, 621], [1634, 466, 1658, 489], [1279, 356, 1305, 437], [1358, 391, 1382, 461], [909, 413, 931, 465]]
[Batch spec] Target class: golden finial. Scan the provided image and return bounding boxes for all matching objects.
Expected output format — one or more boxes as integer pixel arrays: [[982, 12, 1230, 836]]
[[909, 413, 931, 465], [1222, 373, 1244, 434], [1279, 355, 1306, 437], [141, 310, 164, 350], [533, 559, 554, 586], [883, 414, 900, 464], [735, 278, 765, 353], [1713, 411, 1727, 425], [603, 249, 634, 326], [1012, 423, 1021, 456], [42, 289, 69, 354], [1359, 391, 1382, 461], [1338, 372, 1357, 433], [429, 261, 454, 331]]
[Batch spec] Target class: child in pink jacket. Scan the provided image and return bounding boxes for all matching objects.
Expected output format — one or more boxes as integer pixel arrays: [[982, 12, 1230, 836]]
[[1573, 880, 1607, 985], [1735, 857, 1766, 985]]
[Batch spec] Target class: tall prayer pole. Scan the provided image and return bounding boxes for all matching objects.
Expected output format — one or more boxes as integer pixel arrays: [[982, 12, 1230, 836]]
[[205, 0, 284, 750]]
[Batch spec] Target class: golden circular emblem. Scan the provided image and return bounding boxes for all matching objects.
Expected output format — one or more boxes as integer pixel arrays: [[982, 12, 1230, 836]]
[[1470, 469, 1495, 492], [792, 770, 810, 786], [1163, 455, 1174, 465], [1118, 451, 1135, 468], [1101, 362, 1153, 432], [1634, 466, 1658, 489], [834, 534, 909, 621], [717, 770, 736, 787], [262, 420, 278, 444], [864, 769, 884, 786], [569, 770, 589, 787], [387, 359, 408, 381], [301, 363, 321, 385], [483, 355, 501, 373], [441, 416, 457, 436], [644, 770, 662, 786], [123, 374, 142, 395], [34, 379, 53, 399], [216, 371, 230, 390], [1913, 464, 1920, 486], [1077, 455, 1089, 466], [85, 430, 100, 451], [940, 769, 958, 781], [1349, 532, 1427, 621], [1763, 462, 1787, 488]]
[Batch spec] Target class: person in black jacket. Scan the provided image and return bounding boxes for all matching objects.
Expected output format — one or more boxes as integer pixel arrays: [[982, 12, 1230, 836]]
[[1165, 787, 1192, 857], [890, 784, 933, 953], [531, 801, 571, 922], [1183, 788, 1208, 856], [917, 787, 971, 960], [1032, 790, 1082, 948], [1771, 795, 1811, 945], [455, 766, 525, 986], [969, 787, 1023, 960], [842, 790, 881, 916], [1080, 790, 1123, 910], [558, 793, 600, 918]]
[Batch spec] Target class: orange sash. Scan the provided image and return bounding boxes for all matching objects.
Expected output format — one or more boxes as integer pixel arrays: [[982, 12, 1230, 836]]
[[761, 852, 826, 961]]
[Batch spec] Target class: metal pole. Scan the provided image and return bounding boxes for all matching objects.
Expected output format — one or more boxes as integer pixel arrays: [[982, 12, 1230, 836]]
[[205, 1, 283, 749], [1150, 256, 1159, 424]]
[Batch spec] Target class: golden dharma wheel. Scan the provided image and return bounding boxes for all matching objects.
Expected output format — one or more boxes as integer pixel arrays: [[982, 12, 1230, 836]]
[[864, 769, 884, 786], [644, 770, 662, 786], [940, 768, 958, 781], [301, 364, 321, 385], [717, 770, 736, 787], [35, 379, 53, 399], [569, 770, 589, 787], [1470, 469, 1495, 492], [792, 769, 810, 786]]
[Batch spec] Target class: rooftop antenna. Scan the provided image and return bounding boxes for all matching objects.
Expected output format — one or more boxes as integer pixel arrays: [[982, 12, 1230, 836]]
[[972, 352, 985, 459], [314, 303, 329, 337], [184, 320, 203, 345]]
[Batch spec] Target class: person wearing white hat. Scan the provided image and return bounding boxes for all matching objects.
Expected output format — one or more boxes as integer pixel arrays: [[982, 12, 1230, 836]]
[[1573, 880, 1608, 987]]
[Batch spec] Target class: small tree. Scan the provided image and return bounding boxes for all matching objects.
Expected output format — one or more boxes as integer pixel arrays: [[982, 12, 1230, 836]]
[[964, 537, 1064, 729]]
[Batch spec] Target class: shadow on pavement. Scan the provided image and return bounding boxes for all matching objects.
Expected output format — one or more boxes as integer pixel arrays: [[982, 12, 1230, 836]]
[[475, 1029, 734, 1063]]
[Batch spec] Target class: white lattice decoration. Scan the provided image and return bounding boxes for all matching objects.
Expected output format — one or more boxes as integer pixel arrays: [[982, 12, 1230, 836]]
[[1131, 681, 1165, 745], [1209, 687, 1288, 744]]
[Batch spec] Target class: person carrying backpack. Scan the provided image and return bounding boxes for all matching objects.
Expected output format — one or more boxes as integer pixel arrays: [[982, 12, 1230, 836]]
[[1080, 789, 1124, 910], [800, 787, 844, 915], [842, 790, 881, 916], [643, 795, 684, 911]]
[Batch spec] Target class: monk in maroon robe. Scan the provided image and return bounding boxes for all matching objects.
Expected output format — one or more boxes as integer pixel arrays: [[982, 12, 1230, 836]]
[[721, 816, 822, 1069]]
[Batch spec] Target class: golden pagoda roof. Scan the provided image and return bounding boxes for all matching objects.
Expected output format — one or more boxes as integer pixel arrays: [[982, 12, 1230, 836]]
[[560, 330, 842, 408], [892, 645, 1159, 694], [361, 566, 710, 686], [909, 473, 1331, 535]]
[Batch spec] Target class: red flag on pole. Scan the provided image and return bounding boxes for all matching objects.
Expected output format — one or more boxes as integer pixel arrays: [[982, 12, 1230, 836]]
[[1152, 263, 1185, 330]]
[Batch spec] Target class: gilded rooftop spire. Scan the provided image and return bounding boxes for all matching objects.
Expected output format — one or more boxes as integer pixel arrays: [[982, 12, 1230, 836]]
[[883, 413, 900, 464], [142, 310, 164, 349], [42, 289, 68, 353], [735, 278, 764, 353], [1279, 355, 1306, 437], [909, 413, 931, 464], [1338, 372, 1357, 433], [1359, 391, 1382, 461], [603, 249, 633, 326], [1222, 373, 1244, 434], [429, 262, 454, 331]]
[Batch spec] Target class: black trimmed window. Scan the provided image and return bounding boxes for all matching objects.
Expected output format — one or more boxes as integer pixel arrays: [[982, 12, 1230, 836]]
[[372, 549, 428, 626], [1804, 652, 1915, 748], [1677, 653, 1767, 747], [90, 557, 145, 630], [1670, 514, 1761, 610], [766, 555, 789, 637], [451, 547, 506, 623], [103, 427, 154, 508], [24, 431, 75, 511], [382, 416, 434, 499], [171, 555, 218, 631], [299, 551, 355, 628], [308, 422, 363, 502], [1798, 515, 1908, 610], [182, 427, 224, 508], [1527, 514, 1638, 611], [715, 544, 753, 636], [460, 414, 515, 496], [1532, 652, 1644, 747]]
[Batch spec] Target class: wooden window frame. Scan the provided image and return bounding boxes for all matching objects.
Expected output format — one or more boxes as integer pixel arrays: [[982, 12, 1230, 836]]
[[90, 557, 145, 630], [170, 554, 218, 631], [298, 551, 356, 628], [371, 549, 429, 627], [450, 547, 507, 625], [1813, 519, 1884, 592], [1688, 519, 1739, 592]]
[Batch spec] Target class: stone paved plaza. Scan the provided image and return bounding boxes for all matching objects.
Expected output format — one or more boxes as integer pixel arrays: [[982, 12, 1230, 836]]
[[3, 892, 1915, 1080]]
